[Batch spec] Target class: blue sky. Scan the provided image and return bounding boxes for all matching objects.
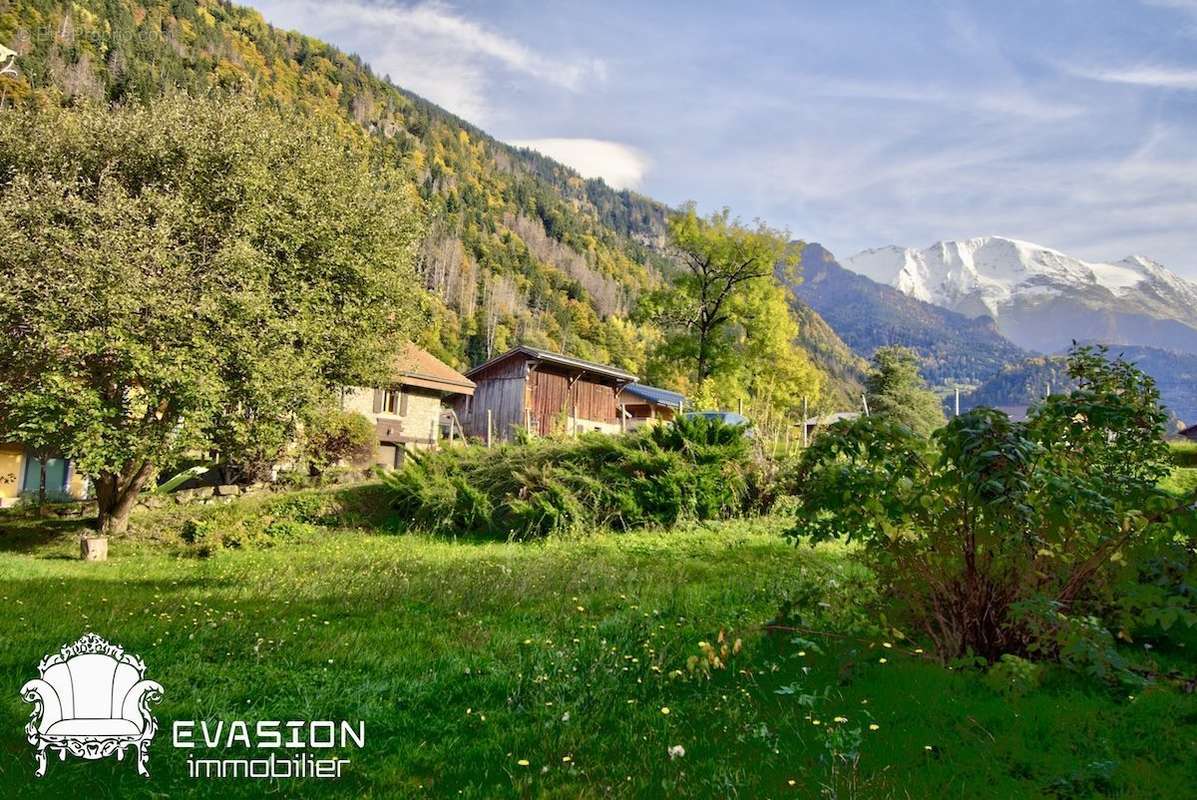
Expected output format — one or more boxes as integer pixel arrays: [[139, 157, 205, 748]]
[[252, 0, 1197, 276]]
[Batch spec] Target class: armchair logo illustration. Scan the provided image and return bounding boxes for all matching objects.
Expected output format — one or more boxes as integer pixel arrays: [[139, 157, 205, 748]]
[[20, 633, 164, 778]]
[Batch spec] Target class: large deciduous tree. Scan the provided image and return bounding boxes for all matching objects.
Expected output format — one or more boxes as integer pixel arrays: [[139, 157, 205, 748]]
[[0, 95, 425, 532], [640, 207, 820, 420]]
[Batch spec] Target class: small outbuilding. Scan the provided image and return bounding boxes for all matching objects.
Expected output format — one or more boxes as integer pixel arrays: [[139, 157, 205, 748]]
[[621, 383, 686, 430], [455, 346, 637, 442], [1180, 423, 1197, 443]]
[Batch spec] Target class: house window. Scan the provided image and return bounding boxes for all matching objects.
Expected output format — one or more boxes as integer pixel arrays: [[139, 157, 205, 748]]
[[384, 390, 404, 415]]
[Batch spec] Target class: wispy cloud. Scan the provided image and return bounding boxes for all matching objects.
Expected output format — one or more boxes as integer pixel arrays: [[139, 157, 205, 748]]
[[252, 1, 605, 122], [508, 138, 649, 190], [1066, 63, 1197, 89]]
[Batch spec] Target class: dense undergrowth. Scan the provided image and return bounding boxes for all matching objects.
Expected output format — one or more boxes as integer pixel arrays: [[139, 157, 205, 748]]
[[382, 416, 762, 539]]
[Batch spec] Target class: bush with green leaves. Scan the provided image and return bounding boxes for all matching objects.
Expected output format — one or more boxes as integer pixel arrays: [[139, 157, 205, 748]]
[[382, 415, 754, 539], [303, 408, 375, 475], [788, 345, 1197, 667]]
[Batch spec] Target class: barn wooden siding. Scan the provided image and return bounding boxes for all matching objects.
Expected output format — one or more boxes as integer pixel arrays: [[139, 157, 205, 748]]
[[453, 357, 527, 440], [454, 355, 626, 441], [529, 366, 619, 435]]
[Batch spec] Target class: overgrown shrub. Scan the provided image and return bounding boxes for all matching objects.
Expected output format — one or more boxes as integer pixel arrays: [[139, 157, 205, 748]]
[[303, 409, 375, 475], [382, 415, 755, 538], [788, 345, 1197, 669]]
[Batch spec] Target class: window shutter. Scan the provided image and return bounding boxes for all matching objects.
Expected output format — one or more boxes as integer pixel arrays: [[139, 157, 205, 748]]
[[372, 389, 383, 414], [400, 390, 409, 416]]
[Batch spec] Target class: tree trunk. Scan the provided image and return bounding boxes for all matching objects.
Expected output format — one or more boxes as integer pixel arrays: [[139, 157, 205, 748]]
[[95, 460, 154, 535], [37, 455, 48, 517]]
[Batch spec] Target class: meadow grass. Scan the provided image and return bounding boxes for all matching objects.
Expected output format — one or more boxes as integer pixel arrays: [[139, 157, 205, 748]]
[[1, 505, 1195, 798]]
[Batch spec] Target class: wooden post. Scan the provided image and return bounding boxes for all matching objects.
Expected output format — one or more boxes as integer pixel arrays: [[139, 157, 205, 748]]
[[954, 386, 960, 417], [737, 397, 743, 415], [429, 418, 437, 451], [486, 409, 493, 448], [802, 396, 809, 448], [620, 403, 626, 433], [862, 394, 870, 416]]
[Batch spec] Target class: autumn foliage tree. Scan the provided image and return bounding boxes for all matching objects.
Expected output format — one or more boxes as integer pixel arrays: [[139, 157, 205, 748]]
[[0, 95, 425, 532], [640, 206, 822, 422]]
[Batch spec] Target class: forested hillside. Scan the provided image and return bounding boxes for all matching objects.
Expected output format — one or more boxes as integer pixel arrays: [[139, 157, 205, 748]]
[[0, 0, 671, 371], [0, 0, 862, 405]]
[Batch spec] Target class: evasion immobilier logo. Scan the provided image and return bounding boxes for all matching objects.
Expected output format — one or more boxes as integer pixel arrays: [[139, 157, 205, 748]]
[[20, 634, 365, 781]]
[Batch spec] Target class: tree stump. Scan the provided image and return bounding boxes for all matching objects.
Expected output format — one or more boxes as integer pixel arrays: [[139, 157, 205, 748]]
[[80, 536, 108, 562]]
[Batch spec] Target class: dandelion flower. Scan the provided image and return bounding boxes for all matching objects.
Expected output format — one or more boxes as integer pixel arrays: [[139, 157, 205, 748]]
[[788, 779, 797, 786], [868, 724, 880, 731], [667, 744, 685, 759], [562, 755, 572, 763], [879, 658, 887, 664], [834, 716, 848, 723], [924, 745, 933, 751], [660, 706, 671, 715], [517, 759, 530, 766]]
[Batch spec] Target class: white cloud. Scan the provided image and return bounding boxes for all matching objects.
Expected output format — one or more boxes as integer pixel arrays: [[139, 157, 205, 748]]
[[251, 1, 605, 123], [1066, 63, 1197, 89], [508, 138, 650, 190]]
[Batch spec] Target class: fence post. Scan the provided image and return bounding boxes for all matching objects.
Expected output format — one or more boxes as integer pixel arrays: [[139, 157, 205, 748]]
[[486, 409, 493, 448], [802, 396, 809, 448], [429, 418, 437, 451]]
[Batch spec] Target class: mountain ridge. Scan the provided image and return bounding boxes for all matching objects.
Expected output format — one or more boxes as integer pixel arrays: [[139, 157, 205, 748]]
[[787, 243, 1028, 388]]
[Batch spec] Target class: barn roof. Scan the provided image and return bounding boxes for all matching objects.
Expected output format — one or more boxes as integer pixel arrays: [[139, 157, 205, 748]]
[[465, 346, 638, 384], [393, 342, 475, 396], [624, 383, 686, 409]]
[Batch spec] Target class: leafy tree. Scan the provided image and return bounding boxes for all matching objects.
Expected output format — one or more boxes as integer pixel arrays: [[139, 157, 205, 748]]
[[0, 96, 425, 532], [643, 207, 798, 383], [640, 207, 820, 423], [789, 346, 1197, 668], [864, 346, 945, 436]]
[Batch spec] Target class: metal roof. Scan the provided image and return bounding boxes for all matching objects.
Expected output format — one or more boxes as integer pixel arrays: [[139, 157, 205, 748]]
[[623, 383, 685, 409], [465, 345, 638, 383]]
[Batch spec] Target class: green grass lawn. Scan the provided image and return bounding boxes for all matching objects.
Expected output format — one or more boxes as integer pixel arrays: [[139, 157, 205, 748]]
[[1, 504, 1196, 798]]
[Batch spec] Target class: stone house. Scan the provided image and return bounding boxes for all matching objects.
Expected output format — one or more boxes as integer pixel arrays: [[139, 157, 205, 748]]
[[341, 343, 475, 469]]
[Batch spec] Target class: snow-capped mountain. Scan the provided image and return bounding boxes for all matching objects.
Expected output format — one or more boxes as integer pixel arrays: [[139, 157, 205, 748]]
[[843, 237, 1197, 355]]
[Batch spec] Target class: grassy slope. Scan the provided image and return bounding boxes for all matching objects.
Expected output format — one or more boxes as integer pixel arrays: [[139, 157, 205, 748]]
[[1, 510, 1196, 798]]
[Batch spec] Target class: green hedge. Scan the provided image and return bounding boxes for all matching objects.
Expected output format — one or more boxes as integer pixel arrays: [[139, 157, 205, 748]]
[[382, 417, 755, 539]]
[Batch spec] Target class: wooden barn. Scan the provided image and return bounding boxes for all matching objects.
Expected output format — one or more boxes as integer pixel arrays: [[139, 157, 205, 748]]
[[455, 346, 637, 442]]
